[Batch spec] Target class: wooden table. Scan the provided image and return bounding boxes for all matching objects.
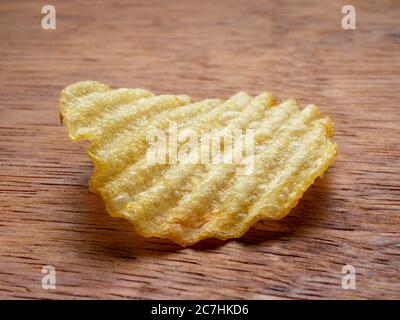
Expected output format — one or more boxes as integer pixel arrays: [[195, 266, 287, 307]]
[[0, 0, 399, 299]]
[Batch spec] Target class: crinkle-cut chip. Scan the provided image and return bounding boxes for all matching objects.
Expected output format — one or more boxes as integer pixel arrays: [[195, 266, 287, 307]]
[[60, 80, 337, 246]]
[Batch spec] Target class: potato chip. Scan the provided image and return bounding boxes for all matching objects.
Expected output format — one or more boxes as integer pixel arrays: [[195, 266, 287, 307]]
[[60, 81, 337, 246]]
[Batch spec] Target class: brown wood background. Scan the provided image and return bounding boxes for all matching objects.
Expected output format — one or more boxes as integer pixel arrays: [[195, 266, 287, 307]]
[[0, 0, 399, 299]]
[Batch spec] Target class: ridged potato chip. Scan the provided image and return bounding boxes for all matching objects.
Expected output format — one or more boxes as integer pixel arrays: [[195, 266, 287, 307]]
[[60, 81, 337, 246]]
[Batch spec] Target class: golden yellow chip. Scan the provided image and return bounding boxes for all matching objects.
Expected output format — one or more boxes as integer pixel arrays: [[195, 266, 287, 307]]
[[60, 80, 337, 246]]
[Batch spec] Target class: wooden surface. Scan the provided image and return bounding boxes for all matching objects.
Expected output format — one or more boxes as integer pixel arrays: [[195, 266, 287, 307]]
[[0, 0, 399, 300]]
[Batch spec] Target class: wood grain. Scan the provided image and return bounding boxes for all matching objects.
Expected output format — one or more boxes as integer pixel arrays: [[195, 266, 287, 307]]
[[0, 0, 399, 299]]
